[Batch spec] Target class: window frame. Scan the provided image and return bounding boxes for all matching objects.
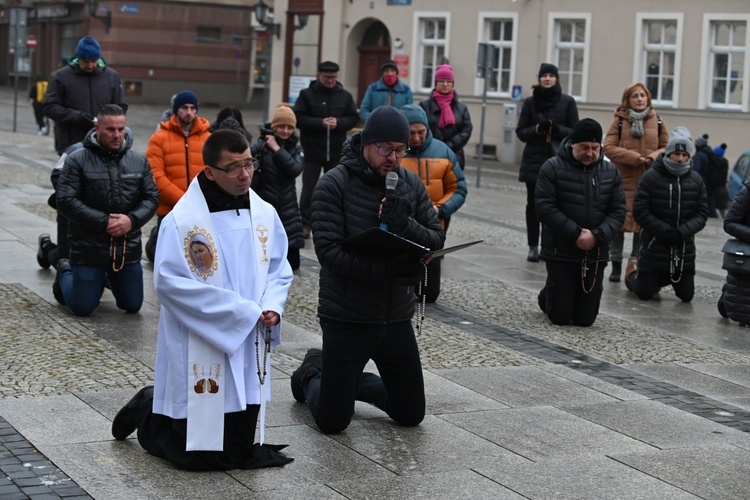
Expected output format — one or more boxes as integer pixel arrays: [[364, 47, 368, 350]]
[[196, 26, 222, 44], [699, 14, 750, 111], [547, 13, 591, 101], [634, 13, 683, 108], [475, 12, 519, 98], [412, 12, 451, 94]]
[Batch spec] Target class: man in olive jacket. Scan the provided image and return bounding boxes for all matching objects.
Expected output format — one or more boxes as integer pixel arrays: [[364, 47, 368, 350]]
[[55, 104, 158, 317], [536, 118, 626, 326]]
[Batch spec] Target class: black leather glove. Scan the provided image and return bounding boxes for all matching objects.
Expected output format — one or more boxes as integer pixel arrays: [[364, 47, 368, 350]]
[[537, 120, 550, 136], [381, 194, 412, 233], [661, 228, 683, 245], [77, 112, 95, 126], [388, 253, 424, 286]]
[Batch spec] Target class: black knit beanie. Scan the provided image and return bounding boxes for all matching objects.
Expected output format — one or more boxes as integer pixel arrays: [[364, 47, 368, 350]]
[[569, 118, 603, 144], [361, 106, 410, 145]]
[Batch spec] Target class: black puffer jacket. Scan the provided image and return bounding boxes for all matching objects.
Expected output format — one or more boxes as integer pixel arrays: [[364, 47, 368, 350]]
[[42, 60, 127, 155], [633, 155, 708, 273], [293, 80, 359, 164], [250, 125, 304, 250], [311, 133, 445, 323], [516, 84, 579, 183], [57, 129, 159, 266], [722, 183, 750, 323], [419, 92, 473, 169], [535, 138, 626, 263]]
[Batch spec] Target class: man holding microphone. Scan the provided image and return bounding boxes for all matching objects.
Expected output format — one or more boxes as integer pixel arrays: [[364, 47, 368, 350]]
[[289, 106, 444, 434]]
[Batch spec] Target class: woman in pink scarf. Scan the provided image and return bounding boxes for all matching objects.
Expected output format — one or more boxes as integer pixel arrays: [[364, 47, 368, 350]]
[[419, 64, 473, 172]]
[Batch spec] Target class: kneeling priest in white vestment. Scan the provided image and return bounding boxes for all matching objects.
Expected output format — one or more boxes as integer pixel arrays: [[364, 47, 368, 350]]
[[111, 129, 294, 470]]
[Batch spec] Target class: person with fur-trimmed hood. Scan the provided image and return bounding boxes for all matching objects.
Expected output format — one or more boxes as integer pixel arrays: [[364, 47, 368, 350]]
[[536, 118, 626, 327], [625, 127, 708, 302]]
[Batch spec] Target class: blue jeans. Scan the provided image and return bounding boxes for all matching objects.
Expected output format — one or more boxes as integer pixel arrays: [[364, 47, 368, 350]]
[[58, 261, 144, 316], [304, 320, 425, 434]]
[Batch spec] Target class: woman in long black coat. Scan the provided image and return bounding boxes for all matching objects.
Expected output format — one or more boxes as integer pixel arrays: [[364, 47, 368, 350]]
[[720, 180, 750, 325], [250, 105, 304, 270], [516, 63, 579, 262]]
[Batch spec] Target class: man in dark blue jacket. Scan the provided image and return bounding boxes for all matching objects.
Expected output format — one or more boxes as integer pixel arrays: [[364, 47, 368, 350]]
[[55, 104, 158, 316], [42, 36, 127, 156], [290, 106, 444, 434], [536, 118, 626, 326]]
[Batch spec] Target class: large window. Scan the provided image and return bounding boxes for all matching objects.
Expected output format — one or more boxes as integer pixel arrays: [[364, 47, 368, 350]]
[[552, 18, 587, 98], [709, 20, 746, 108], [485, 18, 514, 96], [642, 20, 677, 103], [416, 16, 448, 92]]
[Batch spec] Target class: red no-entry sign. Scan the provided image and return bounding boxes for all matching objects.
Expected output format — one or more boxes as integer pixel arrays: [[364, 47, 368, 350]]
[[26, 35, 37, 49]]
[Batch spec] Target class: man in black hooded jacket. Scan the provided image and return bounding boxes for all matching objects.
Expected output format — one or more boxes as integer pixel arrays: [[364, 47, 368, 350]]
[[536, 118, 626, 326], [290, 106, 445, 434]]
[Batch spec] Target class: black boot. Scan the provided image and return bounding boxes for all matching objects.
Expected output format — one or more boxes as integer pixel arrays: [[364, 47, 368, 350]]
[[290, 348, 323, 402], [527, 246, 539, 262], [609, 261, 622, 282]]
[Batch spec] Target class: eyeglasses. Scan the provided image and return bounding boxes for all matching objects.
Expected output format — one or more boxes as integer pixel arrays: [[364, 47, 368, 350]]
[[436, 79, 454, 86], [374, 143, 410, 158], [211, 158, 259, 177]]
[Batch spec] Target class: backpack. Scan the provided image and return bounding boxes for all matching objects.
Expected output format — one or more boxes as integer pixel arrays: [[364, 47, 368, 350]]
[[705, 149, 729, 187], [35, 80, 48, 103]]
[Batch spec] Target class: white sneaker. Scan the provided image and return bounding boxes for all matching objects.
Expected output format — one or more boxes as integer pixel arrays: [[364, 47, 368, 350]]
[[41, 126, 48, 135]]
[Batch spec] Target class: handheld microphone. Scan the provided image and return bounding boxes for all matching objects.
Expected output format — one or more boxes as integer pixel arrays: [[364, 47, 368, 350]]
[[380, 171, 399, 231]]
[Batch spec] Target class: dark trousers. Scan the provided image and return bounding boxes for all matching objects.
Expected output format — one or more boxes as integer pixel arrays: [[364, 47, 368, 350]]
[[32, 101, 45, 129], [303, 319, 425, 434], [136, 398, 292, 471], [707, 187, 719, 218], [630, 269, 695, 302], [540, 259, 606, 327], [300, 159, 336, 228], [421, 256, 442, 303], [525, 181, 540, 247]]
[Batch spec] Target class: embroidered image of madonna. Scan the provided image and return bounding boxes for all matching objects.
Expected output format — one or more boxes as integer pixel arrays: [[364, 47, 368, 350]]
[[184, 227, 218, 281]]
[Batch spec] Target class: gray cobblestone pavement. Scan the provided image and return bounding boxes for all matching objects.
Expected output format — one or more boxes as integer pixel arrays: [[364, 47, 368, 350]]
[[1, 85, 750, 498]]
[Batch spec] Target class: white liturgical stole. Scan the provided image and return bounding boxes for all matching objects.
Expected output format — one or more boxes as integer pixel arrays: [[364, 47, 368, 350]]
[[172, 177, 274, 451]]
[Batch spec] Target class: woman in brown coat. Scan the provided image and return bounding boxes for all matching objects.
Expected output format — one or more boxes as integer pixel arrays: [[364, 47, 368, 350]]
[[603, 83, 669, 282]]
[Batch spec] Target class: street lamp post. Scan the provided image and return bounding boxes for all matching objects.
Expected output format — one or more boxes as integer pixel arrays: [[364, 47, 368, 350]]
[[87, 0, 112, 33]]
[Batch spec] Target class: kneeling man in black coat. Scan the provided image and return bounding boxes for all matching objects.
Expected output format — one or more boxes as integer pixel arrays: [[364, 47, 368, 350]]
[[536, 118, 626, 326]]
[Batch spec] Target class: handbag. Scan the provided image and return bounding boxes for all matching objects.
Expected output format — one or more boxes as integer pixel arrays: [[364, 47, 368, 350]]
[[721, 239, 750, 275]]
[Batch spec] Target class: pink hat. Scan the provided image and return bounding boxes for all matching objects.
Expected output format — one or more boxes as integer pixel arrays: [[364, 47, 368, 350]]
[[434, 64, 455, 83]]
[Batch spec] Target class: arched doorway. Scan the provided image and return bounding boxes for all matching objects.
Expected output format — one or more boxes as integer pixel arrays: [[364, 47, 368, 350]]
[[356, 21, 391, 106]]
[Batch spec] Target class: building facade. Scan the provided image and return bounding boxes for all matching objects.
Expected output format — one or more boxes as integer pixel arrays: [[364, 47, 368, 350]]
[[2, 0, 749, 165]]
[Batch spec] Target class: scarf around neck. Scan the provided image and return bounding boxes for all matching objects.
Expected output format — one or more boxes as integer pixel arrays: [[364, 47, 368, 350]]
[[431, 89, 456, 128], [663, 156, 691, 177], [628, 107, 651, 138]]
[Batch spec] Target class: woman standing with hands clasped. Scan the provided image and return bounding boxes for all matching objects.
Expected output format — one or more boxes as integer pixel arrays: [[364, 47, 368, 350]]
[[516, 63, 579, 262], [250, 105, 304, 271], [419, 64, 473, 172], [603, 83, 669, 282]]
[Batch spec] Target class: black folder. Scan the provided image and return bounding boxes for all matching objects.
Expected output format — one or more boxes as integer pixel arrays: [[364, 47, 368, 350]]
[[341, 227, 482, 258]]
